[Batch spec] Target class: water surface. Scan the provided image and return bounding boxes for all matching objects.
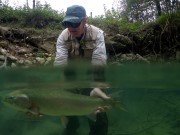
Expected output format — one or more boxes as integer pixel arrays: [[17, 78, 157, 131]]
[[0, 64, 180, 135]]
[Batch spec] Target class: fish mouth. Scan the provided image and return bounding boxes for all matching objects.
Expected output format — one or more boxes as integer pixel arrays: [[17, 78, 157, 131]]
[[2, 96, 15, 105]]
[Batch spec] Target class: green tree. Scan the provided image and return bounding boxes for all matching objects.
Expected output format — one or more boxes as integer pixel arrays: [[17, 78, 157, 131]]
[[33, 0, 35, 8], [26, 0, 29, 8], [111, 0, 179, 23], [154, 0, 162, 16], [160, 0, 180, 13]]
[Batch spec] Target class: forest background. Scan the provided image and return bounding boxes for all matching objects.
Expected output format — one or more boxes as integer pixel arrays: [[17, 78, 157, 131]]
[[0, 0, 179, 67]]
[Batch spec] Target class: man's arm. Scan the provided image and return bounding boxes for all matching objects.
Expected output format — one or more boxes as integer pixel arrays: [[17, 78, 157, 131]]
[[54, 32, 68, 66], [90, 88, 110, 99], [91, 29, 107, 65], [90, 30, 110, 112], [90, 88, 110, 113]]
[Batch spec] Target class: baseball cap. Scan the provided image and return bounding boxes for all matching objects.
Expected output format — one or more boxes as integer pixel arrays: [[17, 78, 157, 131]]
[[62, 5, 86, 23]]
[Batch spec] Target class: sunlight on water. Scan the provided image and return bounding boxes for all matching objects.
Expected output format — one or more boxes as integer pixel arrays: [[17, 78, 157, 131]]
[[0, 63, 180, 135]]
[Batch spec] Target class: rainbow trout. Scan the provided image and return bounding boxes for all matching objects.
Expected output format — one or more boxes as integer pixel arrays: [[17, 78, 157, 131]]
[[2, 89, 121, 117]]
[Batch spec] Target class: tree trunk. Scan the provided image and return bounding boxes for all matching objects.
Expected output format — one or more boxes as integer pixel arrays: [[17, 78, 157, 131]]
[[26, 0, 29, 8], [154, 0, 162, 17], [172, 0, 179, 12], [33, 0, 35, 9]]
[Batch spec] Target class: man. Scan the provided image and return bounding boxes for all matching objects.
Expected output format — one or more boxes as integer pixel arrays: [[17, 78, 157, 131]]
[[54, 5, 109, 135]]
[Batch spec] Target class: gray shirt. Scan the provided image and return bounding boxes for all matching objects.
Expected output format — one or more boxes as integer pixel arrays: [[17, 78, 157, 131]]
[[54, 24, 107, 66]]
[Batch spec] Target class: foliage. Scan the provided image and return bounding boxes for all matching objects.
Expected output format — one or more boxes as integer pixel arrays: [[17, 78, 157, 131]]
[[88, 15, 104, 28], [0, 5, 19, 23], [23, 4, 64, 28], [89, 16, 142, 34], [157, 10, 180, 25], [0, 1, 64, 29], [118, 18, 143, 30], [0, 0, 179, 31], [137, 11, 180, 59], [111, 0, 180, 23]]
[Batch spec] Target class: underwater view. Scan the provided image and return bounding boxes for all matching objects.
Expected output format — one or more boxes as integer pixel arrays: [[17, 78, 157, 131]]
[[0, 64, 180, 135]]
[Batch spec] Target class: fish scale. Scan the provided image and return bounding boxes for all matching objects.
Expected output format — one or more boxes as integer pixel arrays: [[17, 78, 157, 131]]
[[2, 89, 117, 116]]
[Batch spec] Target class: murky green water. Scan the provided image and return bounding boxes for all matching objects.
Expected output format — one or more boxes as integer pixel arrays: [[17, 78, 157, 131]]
[[0, 64, 180, 135]]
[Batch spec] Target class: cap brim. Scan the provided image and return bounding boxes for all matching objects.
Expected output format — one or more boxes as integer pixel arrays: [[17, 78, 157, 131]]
[[62, 16, 83, 23]]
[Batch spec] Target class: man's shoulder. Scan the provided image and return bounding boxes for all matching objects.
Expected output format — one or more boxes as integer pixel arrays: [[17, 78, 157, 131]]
[[86, 24, 103, 32], [59, 28, 70, 40], [86, 24, 104, 39], [61, 28, 69, 35]]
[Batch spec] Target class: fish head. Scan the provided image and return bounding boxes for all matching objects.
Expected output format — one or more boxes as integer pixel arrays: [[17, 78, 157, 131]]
[[2, 90, 31, 112]]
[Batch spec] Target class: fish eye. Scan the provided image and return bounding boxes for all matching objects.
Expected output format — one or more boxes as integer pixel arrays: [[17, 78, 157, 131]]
[[8, 96, 16, 100], [3, 96, 16, 104]]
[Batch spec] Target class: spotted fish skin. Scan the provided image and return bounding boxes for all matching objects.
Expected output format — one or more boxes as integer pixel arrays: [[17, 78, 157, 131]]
[[2, 89, 119, 116]]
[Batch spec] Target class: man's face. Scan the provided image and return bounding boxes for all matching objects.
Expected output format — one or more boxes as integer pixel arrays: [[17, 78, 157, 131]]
[[67, 18, 86, 38]]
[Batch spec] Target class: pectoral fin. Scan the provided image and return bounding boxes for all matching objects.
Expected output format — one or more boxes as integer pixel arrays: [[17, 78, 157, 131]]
[[26, 103, 43, 118], [87, 113, 97, 122], [60, 116, 69, 128]]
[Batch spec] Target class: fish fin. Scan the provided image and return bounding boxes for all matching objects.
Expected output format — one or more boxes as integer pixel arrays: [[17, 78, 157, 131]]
[[26, 111, 43, 118], [106, 97, 127, 112], [25, 104, 43, 118], [13, 112, 43, 121], [60, 116, 69, 128], [87, 113, 97, 122], [28, 104, 40, 115], [105, 90, 127, 112], [115, 103, 127, 112], [107, 90, 124, 99]]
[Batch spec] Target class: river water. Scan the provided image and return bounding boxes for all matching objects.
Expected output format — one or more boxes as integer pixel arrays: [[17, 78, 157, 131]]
[[0, 63, 180, 135]]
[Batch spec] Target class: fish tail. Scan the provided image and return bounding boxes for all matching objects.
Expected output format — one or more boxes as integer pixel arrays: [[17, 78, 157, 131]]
[[108, 98, 127, 112], [107, 91, 127, 111]]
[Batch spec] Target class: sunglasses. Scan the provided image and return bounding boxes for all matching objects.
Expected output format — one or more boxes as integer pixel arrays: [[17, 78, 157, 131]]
[[62, 22, 81, 28]]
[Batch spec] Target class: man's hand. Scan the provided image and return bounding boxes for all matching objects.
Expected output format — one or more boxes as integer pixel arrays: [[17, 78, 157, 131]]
[[90, 88, 111, 113], [90, 88, 110, 99]]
